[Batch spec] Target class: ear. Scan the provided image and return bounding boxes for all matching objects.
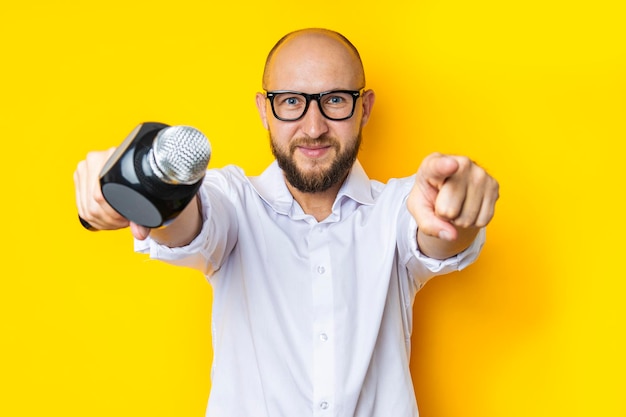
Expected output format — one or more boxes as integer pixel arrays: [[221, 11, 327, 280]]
[[360, 89, 376, 128], [255, 92, 269, 130]]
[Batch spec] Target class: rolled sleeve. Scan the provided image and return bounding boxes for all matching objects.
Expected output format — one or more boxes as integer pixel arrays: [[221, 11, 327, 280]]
[[404, 216, 486, 289], [134, 184, 225, 275]]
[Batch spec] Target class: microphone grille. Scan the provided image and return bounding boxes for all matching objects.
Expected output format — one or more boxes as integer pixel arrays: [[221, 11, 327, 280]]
[[150, 125, 211, 185]]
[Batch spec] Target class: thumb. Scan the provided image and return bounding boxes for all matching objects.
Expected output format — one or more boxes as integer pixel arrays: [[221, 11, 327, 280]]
[[409, 153, 462, 241], [130, 222, 151, 241], [407, 184, 459, 241]]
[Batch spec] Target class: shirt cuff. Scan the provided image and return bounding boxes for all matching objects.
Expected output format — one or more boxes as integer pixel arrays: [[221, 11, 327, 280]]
[[405, 216, 486, 286], [134, 186, 212, 262]]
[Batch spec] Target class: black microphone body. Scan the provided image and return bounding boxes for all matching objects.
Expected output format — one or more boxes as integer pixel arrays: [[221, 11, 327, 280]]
[[81, 122, 210, 229]]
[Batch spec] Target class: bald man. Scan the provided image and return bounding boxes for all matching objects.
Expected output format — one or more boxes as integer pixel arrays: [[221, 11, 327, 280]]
[[74, 28, 499, 417]]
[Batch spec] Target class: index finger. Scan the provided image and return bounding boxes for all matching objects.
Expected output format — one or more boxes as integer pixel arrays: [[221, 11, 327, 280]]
[[418, 153, 460, 189]]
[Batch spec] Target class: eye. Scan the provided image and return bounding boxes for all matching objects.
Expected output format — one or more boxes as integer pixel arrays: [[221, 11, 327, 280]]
[[277, 94, 303, 107], [323, 93, 350, 107], [327, 95, 344, 104]]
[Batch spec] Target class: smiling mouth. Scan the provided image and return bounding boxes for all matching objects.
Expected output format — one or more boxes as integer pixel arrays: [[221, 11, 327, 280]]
[[296, 145, 332, 159]]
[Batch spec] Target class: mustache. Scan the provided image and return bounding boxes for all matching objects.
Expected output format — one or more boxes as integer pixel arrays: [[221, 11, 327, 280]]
[[289, 135, 338, 151]]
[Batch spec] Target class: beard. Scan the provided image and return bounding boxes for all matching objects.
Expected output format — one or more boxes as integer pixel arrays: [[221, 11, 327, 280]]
[[271, 133, 362, 193]]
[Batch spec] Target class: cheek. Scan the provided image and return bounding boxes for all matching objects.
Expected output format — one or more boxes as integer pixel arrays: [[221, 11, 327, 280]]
[[268, 126, 292, 150], [268, 121, 298, 142], [336, 123, 361, 143]]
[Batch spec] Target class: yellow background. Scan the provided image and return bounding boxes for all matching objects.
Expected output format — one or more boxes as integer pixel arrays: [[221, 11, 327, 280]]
[[1, 1, 625, 416]]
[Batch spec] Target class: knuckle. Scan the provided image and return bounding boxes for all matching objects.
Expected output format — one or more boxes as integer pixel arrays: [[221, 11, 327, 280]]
[[85, 151, 98, 161], [476, 213, 494, 228], [82, 206, 97, 223], [454, 218, 472, 229], [456, 156, 472, 170], [475, 219, 488, 228], [470, 168, 487, 186], [493, 179, 500, 198], [418, 223, 440, 238], [436, 206, 459, 220], [93, 192, 107, 205], [453, 210, 478, 229]]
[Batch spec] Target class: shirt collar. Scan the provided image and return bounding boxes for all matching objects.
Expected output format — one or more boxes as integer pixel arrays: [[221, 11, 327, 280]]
[[249, 159, 375, 216], [336, 160, 376, 206]]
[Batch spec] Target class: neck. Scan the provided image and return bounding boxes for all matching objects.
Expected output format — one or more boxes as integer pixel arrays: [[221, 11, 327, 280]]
[[286, 177, 345, 222]]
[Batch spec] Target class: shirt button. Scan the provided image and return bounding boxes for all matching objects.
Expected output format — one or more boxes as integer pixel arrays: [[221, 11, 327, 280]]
[[319, 332, 328, 342], [317, 265, 326, 275], [320, 401, 329, 410]]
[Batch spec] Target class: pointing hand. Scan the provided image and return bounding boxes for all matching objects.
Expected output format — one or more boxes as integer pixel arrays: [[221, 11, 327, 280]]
[[407, 153, 499, 242]]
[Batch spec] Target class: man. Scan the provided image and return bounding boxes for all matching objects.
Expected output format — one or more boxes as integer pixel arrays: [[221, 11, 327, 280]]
[[74, 28, 499, 417]]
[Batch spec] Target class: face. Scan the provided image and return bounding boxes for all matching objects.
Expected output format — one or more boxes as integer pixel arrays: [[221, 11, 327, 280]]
[[256, 31, 375, 193]]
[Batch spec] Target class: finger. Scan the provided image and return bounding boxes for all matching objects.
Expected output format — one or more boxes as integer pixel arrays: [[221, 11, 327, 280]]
[[74, 160, 87, 218], [419, 209, 459, 241], [445, 165, 486, 227], [86, 181, 128, 229], [74, 161, 98, 230], [130, 222, 151, 240], [75, 148, 129, 230], [434, 173, 469, 222], [473, 177, 500, 228], [418, 153, 460, 189], [449, 166, 499, 229], [448, 185, 482, 229], [407, 182, 458, 241]]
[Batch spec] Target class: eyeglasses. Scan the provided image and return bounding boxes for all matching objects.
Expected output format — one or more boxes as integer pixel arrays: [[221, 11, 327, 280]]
[[265, 89, 364, 121]]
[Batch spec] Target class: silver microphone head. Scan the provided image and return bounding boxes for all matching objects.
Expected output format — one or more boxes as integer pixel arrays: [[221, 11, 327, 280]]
[[149, 125, 211, 185]]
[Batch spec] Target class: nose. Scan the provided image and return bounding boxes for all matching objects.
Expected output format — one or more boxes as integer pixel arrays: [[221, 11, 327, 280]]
[[300, 100, 329, 139]]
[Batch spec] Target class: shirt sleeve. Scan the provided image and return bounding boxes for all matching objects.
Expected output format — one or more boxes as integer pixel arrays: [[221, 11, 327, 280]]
[[134, 171, 239, 276], [400, 213, 486, 290]]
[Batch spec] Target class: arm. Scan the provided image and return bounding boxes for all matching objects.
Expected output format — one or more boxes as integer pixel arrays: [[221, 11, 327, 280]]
[[407, 153, 499, 260], [142, 194, 203, 247], [74, 148, 203, 247]]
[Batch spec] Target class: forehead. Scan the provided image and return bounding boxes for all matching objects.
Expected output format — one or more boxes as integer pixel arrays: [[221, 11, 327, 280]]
[[266, 33, 363, 92]]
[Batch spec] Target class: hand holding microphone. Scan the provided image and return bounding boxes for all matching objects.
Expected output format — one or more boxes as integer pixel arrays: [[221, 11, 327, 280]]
[[75, 122, 211, 233]]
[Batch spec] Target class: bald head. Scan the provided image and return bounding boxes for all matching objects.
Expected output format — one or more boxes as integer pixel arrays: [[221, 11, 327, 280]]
[[262, 28, 366, 91]]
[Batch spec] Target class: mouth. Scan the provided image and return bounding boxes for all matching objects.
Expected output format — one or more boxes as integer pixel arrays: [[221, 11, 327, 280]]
[[291, 138, 336, 159], [296, 144, 332, 159]]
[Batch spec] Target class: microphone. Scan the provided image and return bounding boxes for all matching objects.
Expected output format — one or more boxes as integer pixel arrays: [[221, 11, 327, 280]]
[[80, 122, 211, 229]]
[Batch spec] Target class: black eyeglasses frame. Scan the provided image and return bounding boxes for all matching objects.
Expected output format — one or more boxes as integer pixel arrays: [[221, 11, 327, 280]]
[[265, 89, 364, 122]]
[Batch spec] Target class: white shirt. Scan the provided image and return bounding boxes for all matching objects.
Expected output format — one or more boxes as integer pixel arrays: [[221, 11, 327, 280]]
[[136, 160, 485, 417]]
